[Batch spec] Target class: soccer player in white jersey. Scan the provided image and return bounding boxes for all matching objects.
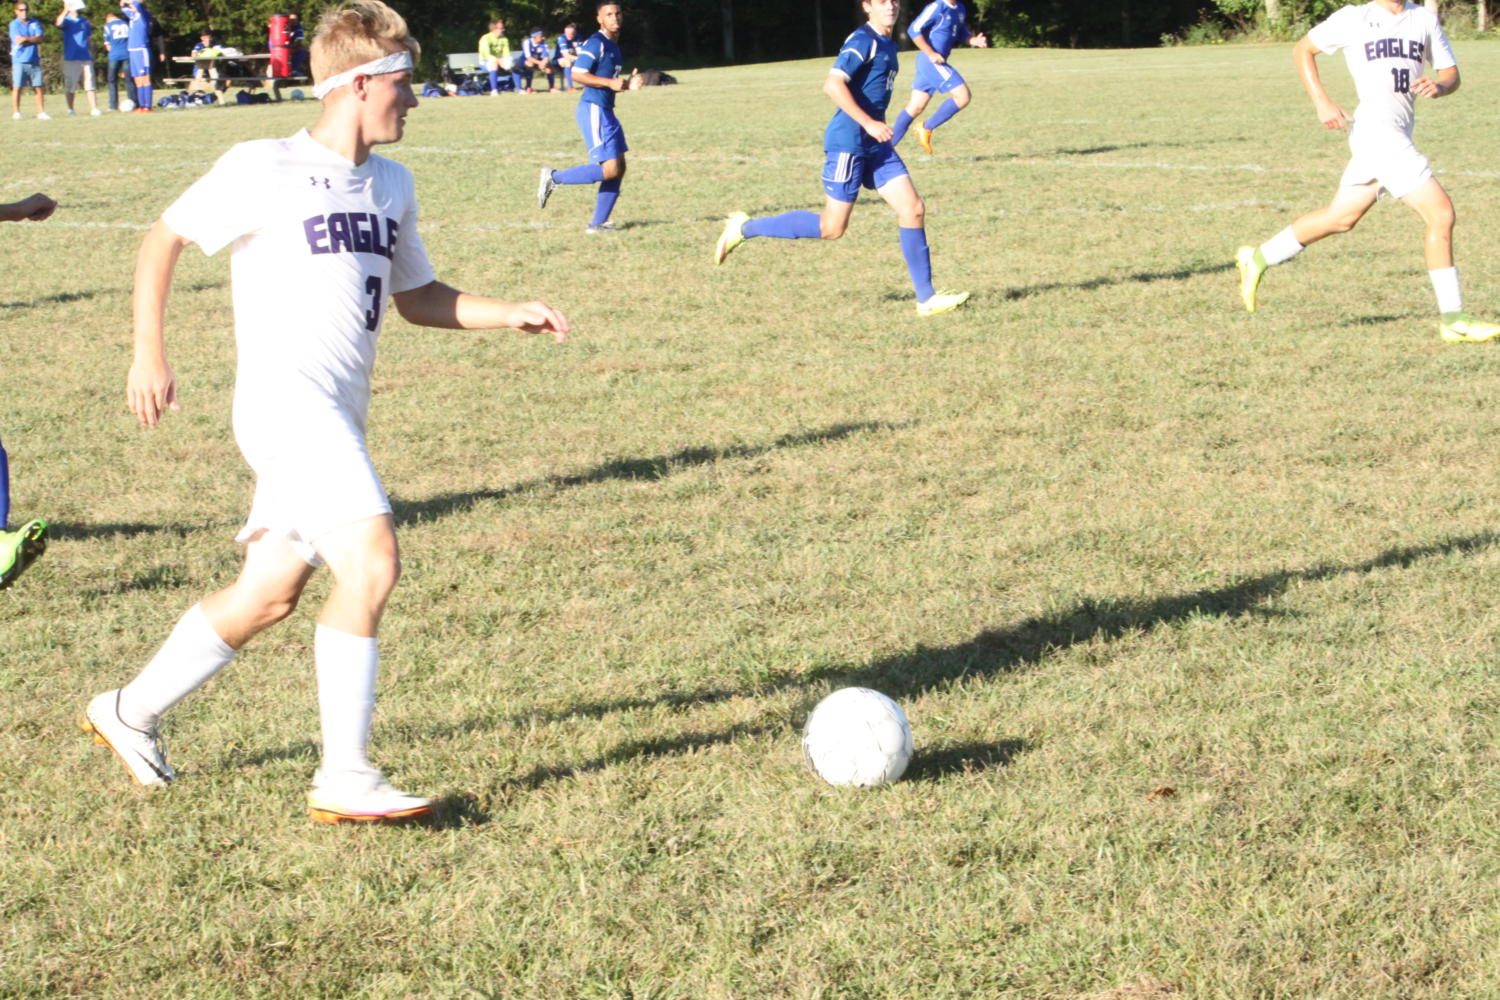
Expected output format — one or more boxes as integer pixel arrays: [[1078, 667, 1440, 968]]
[[83, 0, 570, 824], [1235, 0, 1500, 342]]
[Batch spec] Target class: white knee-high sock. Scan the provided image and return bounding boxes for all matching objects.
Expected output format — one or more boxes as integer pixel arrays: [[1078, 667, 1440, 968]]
[[1260, 227, 1304, 267], [118, 603, 236, 729], [315, 624, 378, 775], [1429, 267, 1462, 315]]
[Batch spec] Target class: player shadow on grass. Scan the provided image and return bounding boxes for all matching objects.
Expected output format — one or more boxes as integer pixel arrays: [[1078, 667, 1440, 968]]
[[1002, 260, 1234, 301], [388, 420, 914, 527], [430, 530, 1500, 794]]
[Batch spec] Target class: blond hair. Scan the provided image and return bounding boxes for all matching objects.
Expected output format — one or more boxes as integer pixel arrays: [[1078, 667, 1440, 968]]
[[310, 0, 421, 87]]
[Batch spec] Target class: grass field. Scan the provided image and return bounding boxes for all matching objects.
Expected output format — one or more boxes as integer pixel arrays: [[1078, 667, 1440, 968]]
[[5, 39, 1500, 999]]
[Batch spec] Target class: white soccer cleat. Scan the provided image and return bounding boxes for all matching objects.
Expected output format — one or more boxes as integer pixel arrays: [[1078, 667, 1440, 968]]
[[916, 290, 971, 316], [714, 211, 749, 264], [536, 166, 557, 209], [35, 111, 50, 120], [90, 108, 102, 116], [10, 112, 19, 120], [307, 767, 433, 824], [585, 220, 622, 234], [82, 690, 175, 786]]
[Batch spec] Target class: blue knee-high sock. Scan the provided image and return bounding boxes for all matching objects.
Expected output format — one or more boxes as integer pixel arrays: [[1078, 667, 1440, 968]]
[[511, 71, 523, 91], [521, 69, 533, 90], [891, 110, 914, 146], [553, 163, 605, 185], [139, 84, 152, 108], [743, 211, 822, 240], [591, 177, 621, 226], [546, 72, 556, 90], [899, 226, 936, 301], [924, 97, 962, 132], [488, 68, 500, 92], [564, 68, 573, 88], [0, 436, 10, 529]]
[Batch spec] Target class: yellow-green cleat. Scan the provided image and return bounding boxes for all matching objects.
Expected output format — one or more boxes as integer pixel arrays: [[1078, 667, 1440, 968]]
[[1235, 246, 1264, 313], [916, 290, 970, 316], [1440, 313, 1500, 343], [916, 124, 935, 155], [714, 211, 749, 265], [0, 518, 47, 590]]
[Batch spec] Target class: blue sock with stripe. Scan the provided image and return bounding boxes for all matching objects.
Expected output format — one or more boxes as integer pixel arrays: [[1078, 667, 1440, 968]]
[[899, 227, 936, 301], [924, 98, 962, 132], [743, 211, 821, 240], [891, 110, 914, 146], [139, 84, 152, 108], [591, 178, 621, 226], [554, 163, 605, 185], [0, 436, 9, 529]]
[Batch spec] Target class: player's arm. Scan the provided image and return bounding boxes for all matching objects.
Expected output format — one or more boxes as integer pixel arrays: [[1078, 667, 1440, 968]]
[[1293, 35, 1349, 130], [571, 66, 623, 91], [0, 193, 56, 222], [127, 220, 192, 427], [1413, 64, 1458, 98], [909, 27, 942, 64], [392, 280, 569, 341], [822, 72, 892, 143]]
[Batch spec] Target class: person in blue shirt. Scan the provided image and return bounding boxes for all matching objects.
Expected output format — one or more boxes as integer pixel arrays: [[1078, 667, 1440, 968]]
[[713, 0, 968, 316], [57, 2, 102, 116], [553, 23, 579, 91], [103, 9, 136, 110], [891, 0, 986, 153], [9, 2, 49, 120], [521, 28, 557, 93], [120, 0, 153, 112], [535, 2, 630, 234]]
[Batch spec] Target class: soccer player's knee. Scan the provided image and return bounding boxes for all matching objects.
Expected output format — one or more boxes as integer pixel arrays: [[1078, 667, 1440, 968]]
[[820, 217, 847, 239], [258, 593, 302, 628], [905, 199, 926, 228], [603, 159, 625, 181]]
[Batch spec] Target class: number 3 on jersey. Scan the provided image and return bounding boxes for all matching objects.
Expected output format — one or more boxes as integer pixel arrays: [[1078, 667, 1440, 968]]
[[1391, 67, 1410, 93], [364, 275, 383, 331]]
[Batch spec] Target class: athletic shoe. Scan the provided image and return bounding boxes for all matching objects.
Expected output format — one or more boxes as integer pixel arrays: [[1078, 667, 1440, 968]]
[[35, 111, 50, 120], [1235, 246, 1264, 313], [0, 519, 47, 590], [916, 290, 971, 316], [585, 220, 622, 234], [90, 108, 102, 116], [916, 124, 934, 155], [67, 108, 77, 116], [307, 767, 433, 824], [714, 211, 749, 264], [82, 690, 175, 786], [1440, 314, 1500, 343], [10, 112, 19, 120], [536, 167, 556, 209]]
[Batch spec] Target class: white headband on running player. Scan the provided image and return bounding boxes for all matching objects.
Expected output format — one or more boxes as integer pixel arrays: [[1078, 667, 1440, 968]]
[[312, 50, 413, 99]]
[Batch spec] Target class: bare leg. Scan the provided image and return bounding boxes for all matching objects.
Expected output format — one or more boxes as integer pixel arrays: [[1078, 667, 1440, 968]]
[[1400, 177, 1455, 271], [1290, 182, 1380, 248]]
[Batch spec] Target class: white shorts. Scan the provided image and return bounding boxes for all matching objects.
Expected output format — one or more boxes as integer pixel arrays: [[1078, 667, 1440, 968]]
[[1339, 124, 1431, 200], [233, 407, 391, 567], [64, 60, 95, 93]]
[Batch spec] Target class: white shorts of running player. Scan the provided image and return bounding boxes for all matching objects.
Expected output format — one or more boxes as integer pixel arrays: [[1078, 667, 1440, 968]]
[[233, 412, 392, 567], [1339, 124, 1431, 200], [64, 59, 96, 94]]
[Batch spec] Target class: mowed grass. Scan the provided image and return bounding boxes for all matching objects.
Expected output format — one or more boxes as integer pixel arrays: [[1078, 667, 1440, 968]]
[[6, 40, 1500, 998]]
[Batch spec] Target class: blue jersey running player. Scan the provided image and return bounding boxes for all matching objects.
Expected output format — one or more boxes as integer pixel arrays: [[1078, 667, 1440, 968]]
[[120, 0, 152, 112], [891, 0, 986, 153], [714, 0, 968, 317], [535, 1, 628, 234]]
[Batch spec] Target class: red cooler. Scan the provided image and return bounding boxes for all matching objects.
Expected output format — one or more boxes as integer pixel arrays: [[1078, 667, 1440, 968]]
[[269, 13, 290, 78]]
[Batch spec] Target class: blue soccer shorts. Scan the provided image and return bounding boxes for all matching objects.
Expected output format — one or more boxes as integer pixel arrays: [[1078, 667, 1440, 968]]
[[911, 54, 965, 95], [821, 143, 909, 204], [576, 101, 628, 163]]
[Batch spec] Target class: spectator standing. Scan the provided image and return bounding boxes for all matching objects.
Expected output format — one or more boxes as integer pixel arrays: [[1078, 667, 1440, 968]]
[[554, 23, 579, 91], [104, 9, 135, 110], [9, 2, 49, 120], [120, 0, 152, 112], [57, 0, 103, 116], [521, 27, 555, 93], [477, 17, 517, 95]]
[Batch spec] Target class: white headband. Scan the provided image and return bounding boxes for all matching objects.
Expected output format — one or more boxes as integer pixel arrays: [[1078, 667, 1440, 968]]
[[313, 50, 412, 99]]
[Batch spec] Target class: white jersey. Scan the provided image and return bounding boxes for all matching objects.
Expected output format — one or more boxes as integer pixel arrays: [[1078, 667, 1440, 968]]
[[1306, 2, 1455, 135], [162, 129, 436, 448]]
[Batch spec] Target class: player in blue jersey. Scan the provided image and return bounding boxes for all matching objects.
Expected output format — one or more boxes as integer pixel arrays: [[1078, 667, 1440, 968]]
[[120, 0, 153, 112], [554, 23, 579, 91], [535, 2, 628, 234], [891, 0, 986, 153], [713, 0, 968, 316]]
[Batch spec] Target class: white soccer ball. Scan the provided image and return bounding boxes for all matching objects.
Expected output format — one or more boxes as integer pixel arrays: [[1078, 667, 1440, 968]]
[[119, 98, 135, 112], [801, 687, 912, 787]]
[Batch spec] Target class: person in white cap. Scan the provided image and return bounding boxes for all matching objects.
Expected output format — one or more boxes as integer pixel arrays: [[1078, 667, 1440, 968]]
[[83, 0, 571, 825], [56, 0, 102, 116]]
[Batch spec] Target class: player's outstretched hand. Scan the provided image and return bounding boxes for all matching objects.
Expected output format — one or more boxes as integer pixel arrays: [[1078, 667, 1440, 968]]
[[1411, 75, 1444, 99], [127, 357, 180, 427], [1314, 98, 1349, 130], [507, 301, 570, 342]]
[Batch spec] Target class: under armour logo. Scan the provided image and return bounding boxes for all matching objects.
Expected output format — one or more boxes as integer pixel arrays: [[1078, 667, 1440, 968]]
[[309, 176, 330, 188]]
